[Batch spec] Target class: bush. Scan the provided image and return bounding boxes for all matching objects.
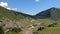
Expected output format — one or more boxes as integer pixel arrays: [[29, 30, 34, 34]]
[[0, 20, 2, 22], [48, 24, 54, 27], [11, 27, 22, 33], [37, 27, 45, 31], [33, 31, 39, 34], [48, 23, 57, 27], [53, 23, 57, 25], [0, 26, 4, 34]]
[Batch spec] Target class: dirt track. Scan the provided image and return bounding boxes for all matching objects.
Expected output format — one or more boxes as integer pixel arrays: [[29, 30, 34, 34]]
[[22, 28, 33, 34]]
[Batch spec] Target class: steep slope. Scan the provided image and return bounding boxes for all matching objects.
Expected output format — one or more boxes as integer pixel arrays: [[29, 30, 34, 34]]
[[0, 6, 35, 27], [35, 7, 60, 20], [0, 6, 33, 21]]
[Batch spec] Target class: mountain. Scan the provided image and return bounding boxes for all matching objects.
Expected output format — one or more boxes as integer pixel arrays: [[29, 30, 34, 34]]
[[0, 6, 35, 27], [35, 7, 60, 20], [1, 6, 60, 20], [0, 6, 34, 20], [0, 6, 60, 27], [0, 6, 60, 34]]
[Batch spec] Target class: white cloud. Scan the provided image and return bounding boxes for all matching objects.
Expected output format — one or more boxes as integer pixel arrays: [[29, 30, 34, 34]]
[[0, 2, 8, 7], [0, 2, 17, 11], [35, 0, 40, 2], [7, 8, 11, 10], [12, 8, 17, 10], [7, 8, 17, 10]]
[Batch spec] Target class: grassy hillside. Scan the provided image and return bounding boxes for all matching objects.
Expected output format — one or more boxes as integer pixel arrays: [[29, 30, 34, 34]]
[[35, 7, 60, 20], [0, 6, 33, 20], [0, 6, 60, 34], [0, 6, 36, 27]]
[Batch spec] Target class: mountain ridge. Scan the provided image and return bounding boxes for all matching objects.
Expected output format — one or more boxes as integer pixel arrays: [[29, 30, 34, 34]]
[[35, 7, 60, 20], [0, 6, 60, 21]]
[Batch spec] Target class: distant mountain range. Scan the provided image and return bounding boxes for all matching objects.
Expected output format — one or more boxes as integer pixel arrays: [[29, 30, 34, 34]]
[[0, 6, 60, 20]]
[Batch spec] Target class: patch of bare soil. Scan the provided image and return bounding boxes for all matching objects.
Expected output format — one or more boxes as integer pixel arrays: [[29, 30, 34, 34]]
[[22, 28, 33, 34]]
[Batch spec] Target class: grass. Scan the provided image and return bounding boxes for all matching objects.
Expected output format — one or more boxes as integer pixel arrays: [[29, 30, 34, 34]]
[[38, 27, 60, 34], [0, 6, 60, 34], [33, 21, 60, 34]]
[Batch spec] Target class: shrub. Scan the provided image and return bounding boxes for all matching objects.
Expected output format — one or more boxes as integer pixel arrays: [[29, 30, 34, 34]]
[[0, 20, 2, 22], [48, 24, 54, 27], [53, 23, 57, 25], [0, 26, 4, 34], [48, 23, 57, 27], [33, 31, 39, 34], [11, 27, 22, 33], [37, 27, 45, 31]]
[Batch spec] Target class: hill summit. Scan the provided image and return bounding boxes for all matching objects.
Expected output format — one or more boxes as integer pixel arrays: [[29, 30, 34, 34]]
[[35, 7, 60, 20]]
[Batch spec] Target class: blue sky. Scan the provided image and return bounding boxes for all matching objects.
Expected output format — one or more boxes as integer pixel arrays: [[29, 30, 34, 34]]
[[0, 0, 60, 15]]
